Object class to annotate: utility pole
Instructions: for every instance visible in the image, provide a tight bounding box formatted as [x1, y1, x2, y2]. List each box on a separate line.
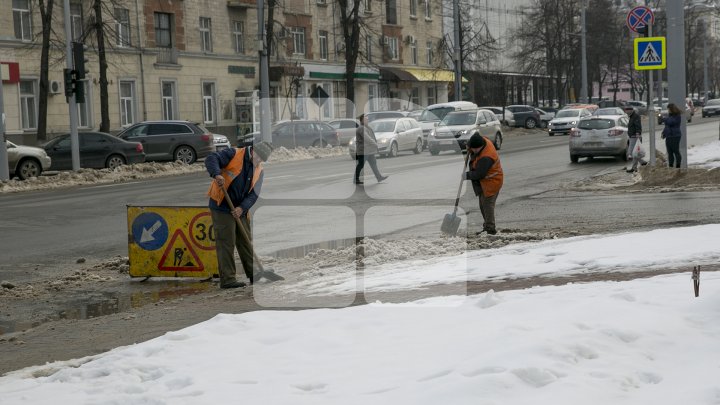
[0, 66, 8, 181]
[666, 1, 686, 169]
[580, 0, 588, 104]
[452, 0, 461, 101]
[702, 20, 709, 106]
[257, 0, 272, 143]
[63, 0, 81, 171]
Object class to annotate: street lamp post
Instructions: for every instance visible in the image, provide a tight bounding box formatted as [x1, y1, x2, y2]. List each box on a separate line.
[667, 1, 686, 169]
[702, 20, 709, 106]
[580, 0, 588, 104]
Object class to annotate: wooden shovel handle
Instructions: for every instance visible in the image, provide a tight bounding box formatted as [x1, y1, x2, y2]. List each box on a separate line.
[220, 186, 265, 271]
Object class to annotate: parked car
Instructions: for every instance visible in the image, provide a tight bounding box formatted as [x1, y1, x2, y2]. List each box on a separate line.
[657, 102, 692, 125]
[597, 100, 628, 109]
[626, 100, 648, 115]
[116, 120, 215, 164]
[418, 101, 478, 148]
[366, 111, 407, 122]
[348, 117, 423, 158]
[427, 109, 503, 155]
[5, 140, 52, 180]
[593, 107, 627, 117]
[407, 109, 424, 120]
[535, 108, 555, 128]
[569, 115, 630, 163]
[480, 106, 516, 127]
[328, 118, 360, 145]
[701, 99, 720, 117]
[548, 108, 592, 136]
[212, 134, 231, 151]
[42, 132, 145, 171]
[238, 120, 340, 148]
[506, 105, 542, 129]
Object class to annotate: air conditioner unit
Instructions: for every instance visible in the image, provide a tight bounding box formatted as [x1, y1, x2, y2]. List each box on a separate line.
[49, 80, 62, 95]
[405, 35, 415, 45]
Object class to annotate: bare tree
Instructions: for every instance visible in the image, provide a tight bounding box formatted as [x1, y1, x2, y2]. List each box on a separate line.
[36, 0, 56, 143]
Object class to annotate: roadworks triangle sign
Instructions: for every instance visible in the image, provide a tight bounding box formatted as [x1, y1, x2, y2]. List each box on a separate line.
[158, 229, 205, 272]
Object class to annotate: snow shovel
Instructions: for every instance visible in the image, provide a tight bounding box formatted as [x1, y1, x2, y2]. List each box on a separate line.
[441, 152, 470, 236]
[220, 187, 284, 282]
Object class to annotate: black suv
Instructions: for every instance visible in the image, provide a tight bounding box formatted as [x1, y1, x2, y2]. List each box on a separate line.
[506, 105, 542, 129]
[117, 121, 215, 164]
[237, 120, 340, 148]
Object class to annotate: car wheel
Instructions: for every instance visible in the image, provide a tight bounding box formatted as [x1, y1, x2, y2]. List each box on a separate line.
[389, 142, 399, 157]
[16, 158, 42, 180]
[493, 132, 503, 150]
[540, 120, 548, 129]
[570, 154, 579, 163]
[312, 139, 328, 148]
[174, 145, 197, 164]
[525, 118, 538, 129]
[106, 154, 126, 170]
[429, 148, 440, 156]
[549, 132, 555, 136]
[413, 138, 423, 154]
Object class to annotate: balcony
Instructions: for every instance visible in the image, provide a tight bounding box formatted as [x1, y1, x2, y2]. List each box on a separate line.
[227, 0, 256, 8]
[156, 47, 179, 65]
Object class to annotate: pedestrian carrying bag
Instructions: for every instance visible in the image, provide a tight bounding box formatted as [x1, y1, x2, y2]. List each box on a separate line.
[632, 138, 645, 159]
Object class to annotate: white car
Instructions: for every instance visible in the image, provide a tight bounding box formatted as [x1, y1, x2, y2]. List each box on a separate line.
[548, 108, 592, 136]
[349, 117, 424, 158]
[6, 140, 52, 180]
[535, 108, 555, 128]
[569, 115, 629, 163]
[212, 134, 231, 151]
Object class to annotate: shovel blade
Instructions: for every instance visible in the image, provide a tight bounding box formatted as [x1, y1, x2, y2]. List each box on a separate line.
[441, 213, 461, 236]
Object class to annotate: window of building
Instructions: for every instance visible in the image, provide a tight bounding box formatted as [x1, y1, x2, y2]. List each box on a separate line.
[425, 0, 431, 18]
[114, 8, 131, 47]
[386, 0, 397, 24]
[154, 12, 172, 48]
[13, 0, 32, 41]
[202, 81, 215, 124]
[161, 80, 176, 120]
[366, 35, 373, 63]
[368, 83, 379, 112]
[426, 40, 434, 65]
[77, 80, 91, 128]
[233, 21, 245, 54]
[410, 39, 418, 64]
[291, 27, 306, 55]
[200, 17, 212, 52]
[409, 0, 417, 17]
[19, 79, 37, 130]
[363, 0, 371, 13]
[388, 37, 399, 60]
[426, 86, 436, 105]
[410, 87, 420, 106]
[319, 30, 328, 60]
[119, 80, 136, 127]
[70, 2, 83, 41]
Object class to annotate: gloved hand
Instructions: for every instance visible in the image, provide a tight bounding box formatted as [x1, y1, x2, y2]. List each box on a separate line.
[462, 172, 468, 181]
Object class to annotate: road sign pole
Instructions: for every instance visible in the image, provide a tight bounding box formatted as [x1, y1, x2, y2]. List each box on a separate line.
[648, 25, 656, 166]
[667, 1, 686, 169]
[0, 66, 9, 181]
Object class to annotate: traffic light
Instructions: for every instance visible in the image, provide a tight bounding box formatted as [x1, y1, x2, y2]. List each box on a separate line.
[71, 42, 88, 103]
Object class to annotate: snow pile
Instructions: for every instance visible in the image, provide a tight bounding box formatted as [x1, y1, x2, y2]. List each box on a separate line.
[687, 139, 720, 168]
[267, 145, 348, 162]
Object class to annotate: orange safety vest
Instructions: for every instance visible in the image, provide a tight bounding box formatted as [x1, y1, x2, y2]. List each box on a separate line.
[207, 147, 263, 206]
[470, 137, 503, 197]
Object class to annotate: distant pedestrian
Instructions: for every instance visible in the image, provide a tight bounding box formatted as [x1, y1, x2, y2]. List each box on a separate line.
[354, 114, 388, 185]
[662, 103, 683, 168]
[464, 134, 504, 235]
[624, 106, 647, 173]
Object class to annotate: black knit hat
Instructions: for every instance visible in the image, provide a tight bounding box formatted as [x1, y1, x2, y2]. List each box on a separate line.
[253, 142, 273, 162]
[467, 133, 486, 149]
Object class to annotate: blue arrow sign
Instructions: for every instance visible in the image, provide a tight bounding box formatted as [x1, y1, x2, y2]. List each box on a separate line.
[131, 212, 169, 251]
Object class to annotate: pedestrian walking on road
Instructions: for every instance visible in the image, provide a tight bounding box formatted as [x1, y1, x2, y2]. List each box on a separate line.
[624, 106, 647, 173]
[354, 114, 388, 185]
[464, 133, 504, 235]
[205, 142, 273, 288]
[662, 103, 683, 168]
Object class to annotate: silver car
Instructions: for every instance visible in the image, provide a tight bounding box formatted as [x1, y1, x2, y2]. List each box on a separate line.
[428, 109, 503, 155]
[5, 140, 52, 180]
[548, 108, 592, 136]
[328, 118, 359, 146]
[569, 115, 629, 163]
[349, 117, 424, 158]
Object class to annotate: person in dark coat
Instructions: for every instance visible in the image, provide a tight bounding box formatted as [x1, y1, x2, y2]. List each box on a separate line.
[354, 114, 388, 185]
[662, 103, 683, 168]
[624, 106, 647, 173]
[205, 142, 273, 288]
[464, 134, 504, 235]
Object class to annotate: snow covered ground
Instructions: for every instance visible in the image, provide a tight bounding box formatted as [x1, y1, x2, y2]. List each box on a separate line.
[0, 225, 718, 404]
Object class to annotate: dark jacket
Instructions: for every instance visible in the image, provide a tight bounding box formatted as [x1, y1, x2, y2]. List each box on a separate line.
[627, 112, 642, 138]
[205, 147, 263, 214]
[663, 115, 682, 138]
[355, 125, 379, 155]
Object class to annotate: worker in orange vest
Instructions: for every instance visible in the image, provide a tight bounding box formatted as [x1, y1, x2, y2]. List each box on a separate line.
[205, 142, 273, 288]
[464, 133, 504, 235]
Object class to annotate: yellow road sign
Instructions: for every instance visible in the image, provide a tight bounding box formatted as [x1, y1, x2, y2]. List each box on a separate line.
[634, 37, 666, 70]
[127, 206, 219, 278]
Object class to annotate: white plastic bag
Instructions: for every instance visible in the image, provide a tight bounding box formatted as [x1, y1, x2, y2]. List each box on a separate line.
[632, 138, 645, 159]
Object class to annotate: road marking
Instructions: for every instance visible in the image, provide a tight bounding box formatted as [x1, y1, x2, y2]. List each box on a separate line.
[264, 175, 295, 180]
[89, 181, 143, 189]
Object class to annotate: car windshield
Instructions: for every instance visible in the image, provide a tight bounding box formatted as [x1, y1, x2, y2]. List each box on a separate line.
[596, 108, 619, 115]
[441, 112, 475, 126]
[420, 107, 453, 122]
[556, 110, 580, 118]
[329, 122, 341, 129]
[707, 99, 720, 106]
[370, 121, 397, 132]
[579, 119, 615, 130]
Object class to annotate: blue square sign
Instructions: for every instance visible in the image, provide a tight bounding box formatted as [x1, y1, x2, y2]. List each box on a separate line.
[634, 37, 666, 70]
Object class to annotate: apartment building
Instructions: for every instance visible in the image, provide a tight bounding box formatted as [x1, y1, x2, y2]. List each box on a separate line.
[2, 0, 450, 146]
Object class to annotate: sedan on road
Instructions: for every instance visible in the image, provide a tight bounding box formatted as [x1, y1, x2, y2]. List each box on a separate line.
[701, 99, 720, 118]
[428, 109, 503, 154]
[238, 120, 340, 148]
[569, 115, 629, 163]
[328, 118, 359, 146]
[5, 140, 52, 180]
[43, 132, 145, 170]
[548, 108, 592, 136]
[349, 117, 423, 158]
[117, 121, 215, 164]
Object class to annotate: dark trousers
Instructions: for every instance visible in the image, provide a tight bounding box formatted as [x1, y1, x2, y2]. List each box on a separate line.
[211, 209, 255, 284]
[355, 154, 383, 181]
[665, 137, 681, 168]
[479, 192, 499, 232]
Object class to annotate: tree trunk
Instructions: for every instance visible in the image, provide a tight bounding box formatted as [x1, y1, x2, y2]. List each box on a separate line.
[94, 0, 110, 132]
[37, 0, 54, 143]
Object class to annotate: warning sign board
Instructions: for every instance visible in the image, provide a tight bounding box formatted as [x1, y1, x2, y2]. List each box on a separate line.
[127, 206, 218, 278]
[634, 37, 666, 70]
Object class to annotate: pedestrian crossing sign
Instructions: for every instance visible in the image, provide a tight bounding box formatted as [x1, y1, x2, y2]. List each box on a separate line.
[634, 37, 666, 70]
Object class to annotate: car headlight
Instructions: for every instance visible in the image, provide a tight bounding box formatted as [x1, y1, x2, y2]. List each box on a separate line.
[349, 138, 355, 145]
[429, 130, 436, 138]
[379, 138, 389, 144]
[570, 121, 576, 125]
[548, 122, 554, 126]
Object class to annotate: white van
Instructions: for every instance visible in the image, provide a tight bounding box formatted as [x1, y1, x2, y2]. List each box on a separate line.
[418, 101, 478, 148]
